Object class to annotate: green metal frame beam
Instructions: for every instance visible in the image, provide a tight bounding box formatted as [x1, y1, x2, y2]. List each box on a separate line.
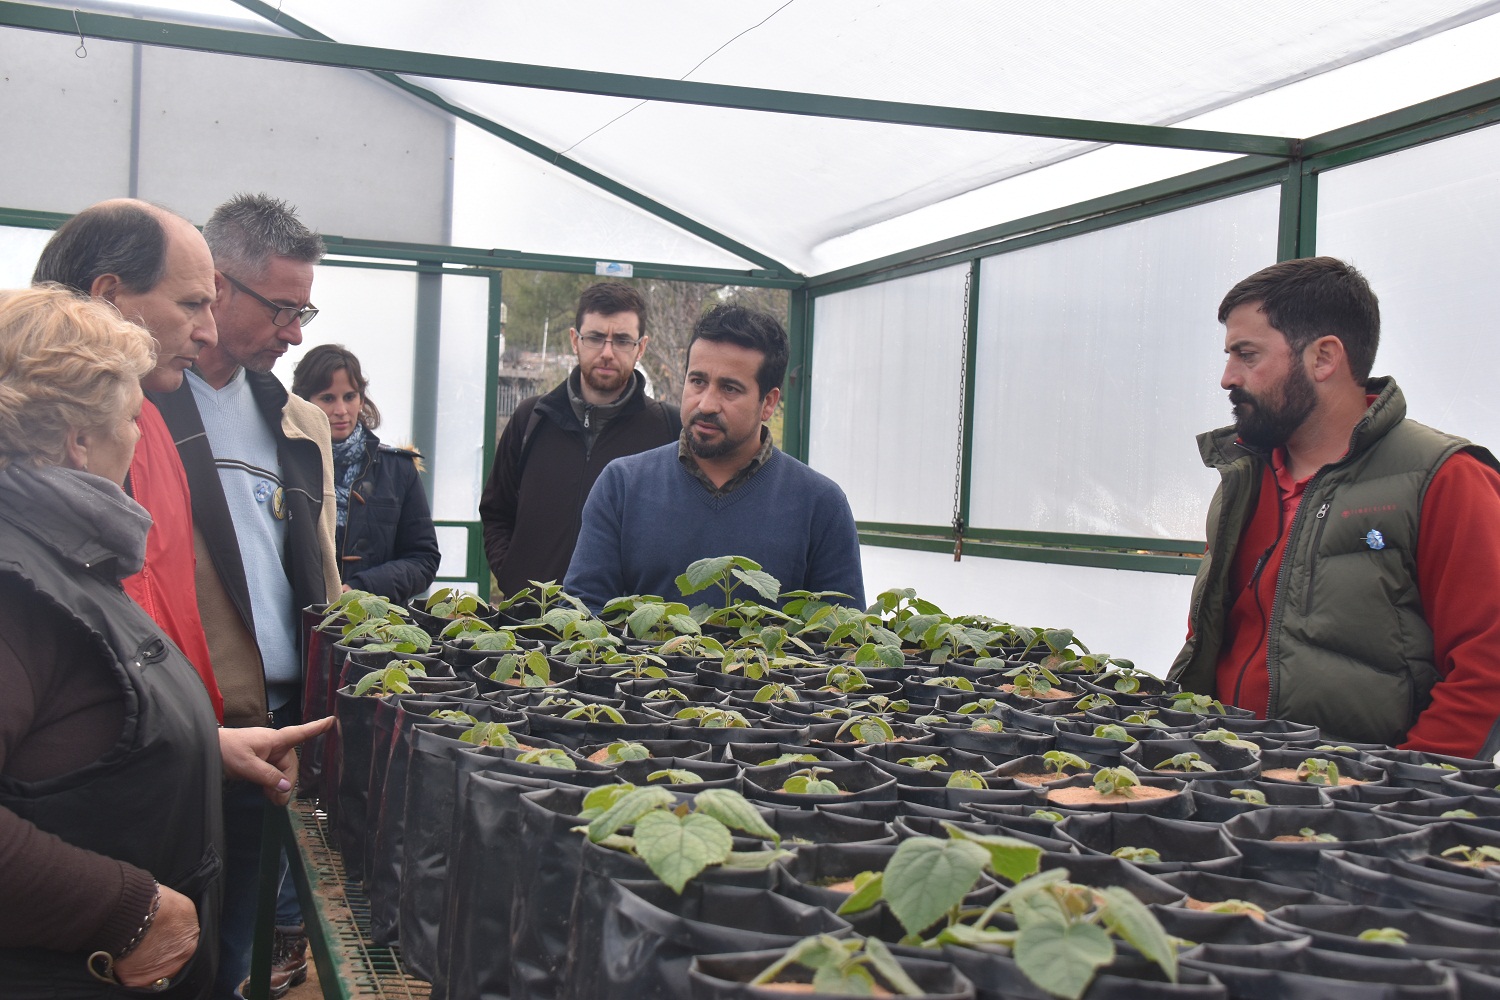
[0, 2, 1294, 158]
[858, 529, 1200, 575]
[1300, 74, 1500, 158]
[859, 521, 1205, 555]
[224, 0, 792, 277]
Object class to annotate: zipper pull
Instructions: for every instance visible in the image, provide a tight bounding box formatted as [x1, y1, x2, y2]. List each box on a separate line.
[583, 407, 591, 430]
[1315, 502, 1330, 519]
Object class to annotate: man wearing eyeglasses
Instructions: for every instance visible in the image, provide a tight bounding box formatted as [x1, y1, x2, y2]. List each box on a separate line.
[479, 281, 681, 597]
[149, 193, 338, 1000]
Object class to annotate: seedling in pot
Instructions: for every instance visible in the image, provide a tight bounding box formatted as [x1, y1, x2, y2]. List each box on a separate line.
[342, 618, 433, 654]
[600, 741, 651, 764]
[1042, 750, 1091, 776]
[782, 766, 842, 795]
[443, 619, 521, 648]
[549, 619, 624, 665]
[423, 587, 491, 620]
[1021, 626, 1092, 673]
[1314, 744, 1358, 753]
[673, 706, 751, 729]
[1074, 693, 1116, 711]
[1291, 827, 1338, 843]
[969, 717, 1004, 733]
[352, 661, 427, 696]
[603, 650, 669, 679]
[1091, 724, 1137, 744]
[1440, 809, 1480, 820]
[751, 934, 924, 997]
[648, 769, 703, 785]
[517, 748, 576, 770]
[955, 698, 1000, 715]
[1003, 663, 1062, 698]
[821, 664, 872, 694]
[1194, 898, 1266, 919]
[1122, 711, 1170, 730]
[1230, 788, 1268, 805]
[1295, 757, 1341, 787]
[919, 620, 994, 665]
[720, 646, 772, 680]
[676, 554, 782, 609]
[654, 632, 726, 659]
[460, 722, 520, 749]
[835, 714, 898, 745]
[562, 703, 627, 724]
[428, 709, 477, 725]
[1155, 752, 1215, 773]
[320, 590, 409, 630]
[1440, 844, 1500, 867]
[753, 681, 800, 703]
[848, 694, 909, 715]
[1421, 761, 1461, 771]
[923, 675, 975, 691]
[488, 649, 552, 687]
[898, 754, 948, 772]
[946, 770, 989, 790]
[1031, 810, 1066, 822]
[643, 687, 689, 703]
[851, 639, 906, 671]
[1092, 767, 1140, 798]
[1169, 692, 1228, 715]
[1358, 927, 1410, 944]
[603, 595, 699, 641]
[578, 782, 784, 893]
[1194, 727, 1258, 750]
[1111, 846, 1162, 864]
[758, 752, 821, 766]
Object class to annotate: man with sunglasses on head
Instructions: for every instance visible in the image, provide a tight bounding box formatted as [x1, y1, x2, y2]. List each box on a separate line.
[150, 193, 338, 999]
[480, 281, 680, 596]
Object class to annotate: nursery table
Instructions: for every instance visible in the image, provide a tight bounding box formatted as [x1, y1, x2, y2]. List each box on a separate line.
[246, 798, 431, 1000]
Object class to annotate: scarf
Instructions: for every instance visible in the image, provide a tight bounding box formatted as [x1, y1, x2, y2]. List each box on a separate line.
[331, 421, 368, 528]
[0, 461, 152, 576]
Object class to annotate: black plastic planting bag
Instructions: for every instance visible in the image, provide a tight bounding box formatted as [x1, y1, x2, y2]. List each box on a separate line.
[332, 684, 382, 873]
[741, 759, 898, 808]
[1179, 939, 1458, 1000]
[562, 878, 852, 1000]
[763, 805, 895, 846]
[894, 813, 1076, 854]
[896, 782, 1046, 813]
[298, 622, 343, 796]
[613, 755, 741, 791]
[1055, 812, 1243, 876]
[1033, 852, 1185, 906]
[1158, 869, 1338, 912]
[1222, 805, 1429, 889]
[526, 704, 672, 749]
[928, 719, 1056, 758]
[688, 948, 977, 1000]
[722, 742, 842, 766]
[939, 943, 1227, 1000]
[1122, 737, 1261, 782]
[1315, 849, 1500, 924]
[1265, 903, 1500, 965]
[1149, 905, 1311, 947]
[510, 786, 596, 1000]
[438, 769, 558, 1000]
[1184, 777, 1329, 822]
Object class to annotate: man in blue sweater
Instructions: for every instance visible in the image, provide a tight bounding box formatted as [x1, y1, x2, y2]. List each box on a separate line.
[565, 305, 865, 612]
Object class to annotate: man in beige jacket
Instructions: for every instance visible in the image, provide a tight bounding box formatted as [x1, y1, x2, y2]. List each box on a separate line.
[149, 192, 337, 999]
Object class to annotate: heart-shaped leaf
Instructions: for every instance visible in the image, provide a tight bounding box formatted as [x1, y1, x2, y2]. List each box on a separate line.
[633, 810, 732, 893]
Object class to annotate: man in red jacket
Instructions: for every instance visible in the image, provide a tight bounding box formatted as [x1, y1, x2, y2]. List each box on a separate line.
[33, 199, 224, 720]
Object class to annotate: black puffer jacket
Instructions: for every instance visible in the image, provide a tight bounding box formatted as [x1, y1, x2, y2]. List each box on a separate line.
[338, 430, 441, 606]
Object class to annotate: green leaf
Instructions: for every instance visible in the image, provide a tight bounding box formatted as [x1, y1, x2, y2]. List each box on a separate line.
[676, 556, 738, 595]
[942, 824, 1043, 885]
[720, 848, 794, 869]
[515, 748, 576, 770]
[1014, 918, 1114, 1000]
[633, 809, 733, 893]
[836, 871, 884, 915]
[580, 783, 638, 817]
[587, 785, 676, 842]
[882, 837, 989, 937]
[693, 788, 780, 845]
[627, 604, 667, 639]
[1099, 886, 1178, 984]
[732, 567, 783, 603]
[648, 769, 702, 785]
[1358, 927, 1410, 944]
[861, 937, 924, 997]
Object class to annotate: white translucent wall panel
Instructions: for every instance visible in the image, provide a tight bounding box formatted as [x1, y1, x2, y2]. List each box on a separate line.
[449, 121, 754, 269]
[0, 27, 135, 211]
[809, 265, 968, 525]
[861, 546, 1195, 678]
[971, 188, 1281, 540]
[281, 267, 418, 447]
[431, 273, 491, 522]
[0, 227, 56, 288]
[0, 26, 451, 244]
[1317, 124, 1500, 452]
[434, 526, 471, 579]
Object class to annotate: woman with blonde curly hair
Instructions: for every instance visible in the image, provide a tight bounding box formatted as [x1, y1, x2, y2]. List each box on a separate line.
[0, 285, 331, 998]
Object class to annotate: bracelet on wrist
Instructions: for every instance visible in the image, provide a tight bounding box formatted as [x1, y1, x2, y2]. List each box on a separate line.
[115, 881, 162, 961]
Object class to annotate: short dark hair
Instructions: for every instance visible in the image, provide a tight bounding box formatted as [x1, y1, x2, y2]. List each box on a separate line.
[574, 281, 647, 337]
[31, 202, 168, 295]
[687, 305, 790, 398]
[204, 193, 324, 280]
[291, 343, 381, 430]
[1219, 256, 1381, 382]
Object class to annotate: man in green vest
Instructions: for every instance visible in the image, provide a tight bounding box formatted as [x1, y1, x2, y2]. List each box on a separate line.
[1170, 256, 1500, 760]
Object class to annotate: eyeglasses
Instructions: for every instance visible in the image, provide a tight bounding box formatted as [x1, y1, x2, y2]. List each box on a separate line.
[222, 273, 319, 328]
[578, 333, 641, 352]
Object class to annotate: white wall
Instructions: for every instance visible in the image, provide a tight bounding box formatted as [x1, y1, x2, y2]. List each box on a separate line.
[859, 545, 1195, 678]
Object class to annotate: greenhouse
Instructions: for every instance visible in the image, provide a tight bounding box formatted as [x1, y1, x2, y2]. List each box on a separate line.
[4, 2, 1500, 999]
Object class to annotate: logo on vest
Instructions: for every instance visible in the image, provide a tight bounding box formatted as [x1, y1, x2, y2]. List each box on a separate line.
[1342, 503, 1398, 518]
[1365, 528, 1386, 550]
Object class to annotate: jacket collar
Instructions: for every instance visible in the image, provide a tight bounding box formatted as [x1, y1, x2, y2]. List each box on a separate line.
[0, 462, 151, 577]
[535, 365, 649, 428]
[1197, 375, 1405, 471]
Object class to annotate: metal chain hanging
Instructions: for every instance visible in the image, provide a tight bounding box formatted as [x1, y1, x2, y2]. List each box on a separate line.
[951, 267, 971, 561]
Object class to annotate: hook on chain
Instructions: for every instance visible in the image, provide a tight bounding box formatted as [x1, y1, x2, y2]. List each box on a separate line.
[72, 8, 87, 58]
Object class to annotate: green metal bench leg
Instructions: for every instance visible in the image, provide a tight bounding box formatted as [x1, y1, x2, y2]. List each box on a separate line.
[278, 804, 347, 1000]
[246, 804, 280, 1000]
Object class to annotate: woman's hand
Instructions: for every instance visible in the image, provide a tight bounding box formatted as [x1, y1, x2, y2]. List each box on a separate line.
[218, 718, 337, 805]
[112, 885, 198, 987]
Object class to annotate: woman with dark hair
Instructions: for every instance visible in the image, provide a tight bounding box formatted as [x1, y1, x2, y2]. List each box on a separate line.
[292, 344, 440, 606]
[0, 285, 332, 997]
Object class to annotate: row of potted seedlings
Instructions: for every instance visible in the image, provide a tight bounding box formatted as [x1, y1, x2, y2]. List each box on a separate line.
[299, 559, 1500, 999]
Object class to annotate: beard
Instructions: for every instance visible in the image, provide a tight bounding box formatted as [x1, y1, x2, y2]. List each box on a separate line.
[684, 411, 752, 460]
[1230, 362, 1317, 449]
[580, 358, 633, 399]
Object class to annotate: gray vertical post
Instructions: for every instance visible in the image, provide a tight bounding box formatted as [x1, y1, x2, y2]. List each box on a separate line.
[411, 272, 442, 498]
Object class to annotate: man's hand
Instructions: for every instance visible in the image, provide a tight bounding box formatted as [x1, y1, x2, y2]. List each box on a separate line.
[218, 718, 337, 805]
[113, 885, 198, 987]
